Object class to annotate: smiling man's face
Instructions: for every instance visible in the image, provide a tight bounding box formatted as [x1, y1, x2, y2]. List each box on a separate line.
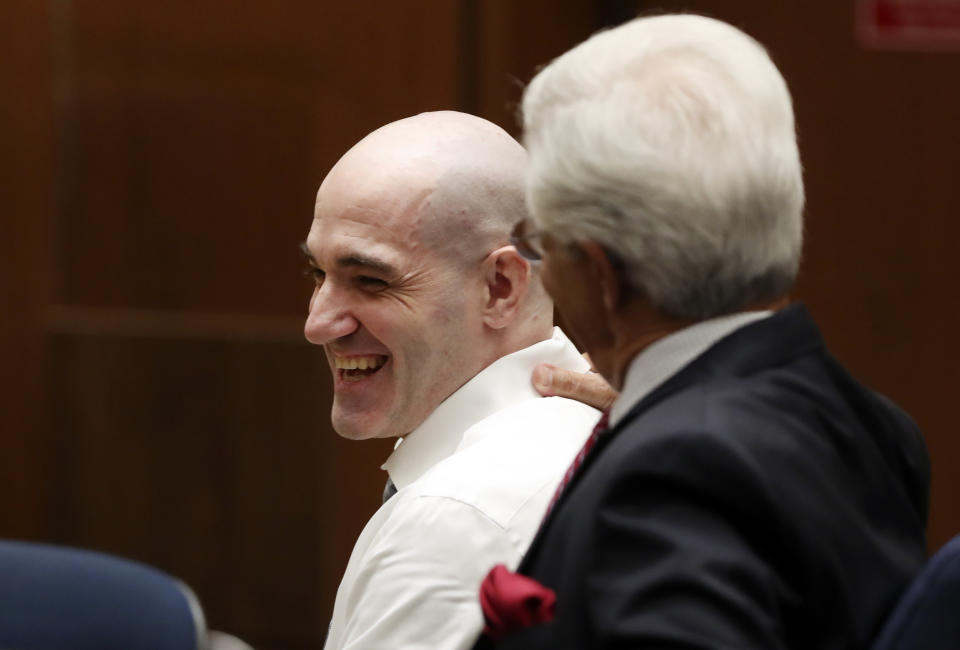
[303, 144, 489, 440]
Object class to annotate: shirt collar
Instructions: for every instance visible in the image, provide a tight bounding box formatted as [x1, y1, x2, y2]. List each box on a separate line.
[382, 327, 588, 490]
[609, 310, 773, 428]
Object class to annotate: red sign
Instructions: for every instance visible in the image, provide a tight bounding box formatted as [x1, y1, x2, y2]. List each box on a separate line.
[858, 0, 960, 49]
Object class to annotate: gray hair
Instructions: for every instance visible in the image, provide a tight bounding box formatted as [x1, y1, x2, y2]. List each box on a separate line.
[522, 14, 805, 319]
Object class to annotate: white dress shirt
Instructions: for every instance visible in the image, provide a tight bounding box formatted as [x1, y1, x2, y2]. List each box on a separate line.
[610, 310, 773, 427]
[324, 327, 600, 650]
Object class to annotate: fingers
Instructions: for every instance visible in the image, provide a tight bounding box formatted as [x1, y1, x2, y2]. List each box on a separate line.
[532, 363, 618, 411]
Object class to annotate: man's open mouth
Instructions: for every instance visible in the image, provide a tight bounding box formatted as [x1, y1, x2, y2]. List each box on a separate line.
[335, 355, 388, 382]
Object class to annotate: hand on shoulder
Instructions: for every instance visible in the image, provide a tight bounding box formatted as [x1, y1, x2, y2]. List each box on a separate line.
[531, 358, 618, 411]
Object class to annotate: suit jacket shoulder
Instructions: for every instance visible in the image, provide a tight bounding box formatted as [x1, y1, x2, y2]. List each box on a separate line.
[504, 305, 929, 650]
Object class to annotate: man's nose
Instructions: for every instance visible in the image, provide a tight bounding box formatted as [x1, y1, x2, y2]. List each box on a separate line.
[304, 285, 359, 345]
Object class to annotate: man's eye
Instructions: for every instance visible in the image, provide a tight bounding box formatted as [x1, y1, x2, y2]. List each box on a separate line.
[305, 267, 325, 283]
[357, 276, 388, 290]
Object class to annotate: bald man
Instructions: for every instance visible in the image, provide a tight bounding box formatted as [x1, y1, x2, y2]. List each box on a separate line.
[302, 111, 599, 649]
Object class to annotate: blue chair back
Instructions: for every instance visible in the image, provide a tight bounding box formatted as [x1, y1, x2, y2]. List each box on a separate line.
[0, 539, 204, 650]
[872, 534, 960, 649]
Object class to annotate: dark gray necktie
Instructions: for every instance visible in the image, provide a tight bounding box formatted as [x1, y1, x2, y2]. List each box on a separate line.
[382, 477, 398, 503]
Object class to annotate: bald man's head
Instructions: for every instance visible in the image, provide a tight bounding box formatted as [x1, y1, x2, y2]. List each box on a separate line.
[318, 111, 529, 264]
[304, 112, 553, 440]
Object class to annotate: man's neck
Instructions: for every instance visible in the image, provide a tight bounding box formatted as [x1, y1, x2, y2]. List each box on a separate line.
[609, 296, 790, 390]
[487, 313, 555, 368]
[609, 311, 694, 391]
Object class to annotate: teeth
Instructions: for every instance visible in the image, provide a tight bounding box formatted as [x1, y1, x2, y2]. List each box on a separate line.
[335, 355, 386, 371]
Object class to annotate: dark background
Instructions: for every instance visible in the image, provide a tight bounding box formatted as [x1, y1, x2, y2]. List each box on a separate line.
[2, 1, 957, 648]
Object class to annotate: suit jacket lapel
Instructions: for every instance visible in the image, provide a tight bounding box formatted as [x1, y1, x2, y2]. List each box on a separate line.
[519, 364, 698, 567]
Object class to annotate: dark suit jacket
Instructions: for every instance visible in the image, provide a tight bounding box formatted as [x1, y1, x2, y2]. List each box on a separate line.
[482, 304, 929, 650]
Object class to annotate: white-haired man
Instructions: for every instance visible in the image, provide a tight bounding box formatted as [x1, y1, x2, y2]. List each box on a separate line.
[477, 14, 929, 649]
[303, 111, 599, 649]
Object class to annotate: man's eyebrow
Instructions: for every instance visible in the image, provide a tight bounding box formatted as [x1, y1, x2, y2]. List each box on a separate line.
[299, 242, 396, 275]
[336, 255, 396, 276]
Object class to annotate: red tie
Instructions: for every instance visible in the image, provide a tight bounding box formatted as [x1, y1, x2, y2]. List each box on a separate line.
[544, 410, 610, 518]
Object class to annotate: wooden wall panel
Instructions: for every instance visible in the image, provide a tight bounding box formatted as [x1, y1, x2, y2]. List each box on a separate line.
[644, 0, 960, 550]
[55, 1, 462, 314]
[472, 0, 642, 132]
[0, 0, 53, 540]
[473, 1, 600, 131]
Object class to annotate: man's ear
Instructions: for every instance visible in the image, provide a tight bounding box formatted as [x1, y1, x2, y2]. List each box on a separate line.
[482, 245, 530, 330]
[579, 241, 622, 312]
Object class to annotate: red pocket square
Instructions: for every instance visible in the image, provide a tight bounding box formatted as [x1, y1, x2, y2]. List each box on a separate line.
[479, 564, 556, 640]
